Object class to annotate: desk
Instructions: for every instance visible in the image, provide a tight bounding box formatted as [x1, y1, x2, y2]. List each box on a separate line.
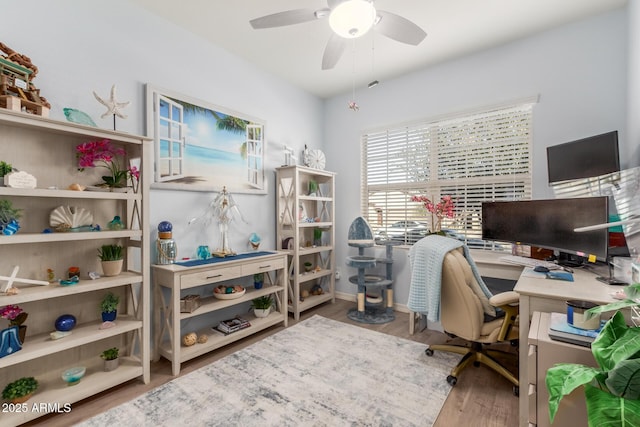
[515, 267, 619, 427]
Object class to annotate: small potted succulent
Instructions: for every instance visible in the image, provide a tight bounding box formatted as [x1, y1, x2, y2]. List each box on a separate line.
[100, 347, 120, 371]
[253, 273, 264, 289]
[0, 199, 21, 235]
[2, 376, 38, 404]
[251, 295, 274, 318]
[0, 161, 12, 185]
[98, 244, 124, 276]
[100, 292, 120, 322]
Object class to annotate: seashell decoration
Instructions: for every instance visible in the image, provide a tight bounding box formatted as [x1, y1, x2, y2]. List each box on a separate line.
[49, 206, 94, 231]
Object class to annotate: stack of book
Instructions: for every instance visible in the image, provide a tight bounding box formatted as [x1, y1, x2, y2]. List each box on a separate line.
[215, 317, 251, 335]
[548, 312, 604, 347]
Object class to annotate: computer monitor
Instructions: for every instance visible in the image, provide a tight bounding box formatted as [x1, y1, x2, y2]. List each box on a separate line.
[547, 131, 620, 184]
[481, 197, 609, 262]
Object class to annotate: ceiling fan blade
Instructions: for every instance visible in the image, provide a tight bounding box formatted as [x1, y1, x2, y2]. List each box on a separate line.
[250, 9, 319, 29]
[375, 10, 427, 45]
[322, 33, 347, 70]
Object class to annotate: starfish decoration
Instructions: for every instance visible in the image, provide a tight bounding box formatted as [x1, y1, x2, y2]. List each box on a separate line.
[93, 85, 130, 119]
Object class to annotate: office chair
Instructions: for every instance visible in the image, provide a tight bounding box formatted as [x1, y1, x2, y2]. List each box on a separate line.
[424, 246, 520, 395]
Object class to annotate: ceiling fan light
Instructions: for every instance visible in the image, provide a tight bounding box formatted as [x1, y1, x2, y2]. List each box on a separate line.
[329, 0, 377, 39]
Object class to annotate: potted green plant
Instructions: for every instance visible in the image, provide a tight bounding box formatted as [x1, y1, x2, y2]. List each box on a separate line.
[100, 292, 120, 322]
[546, 283, 640, 426]
[0, 199, 21, 235]
[2, 376, 38, 404]
[251, 295, 273, 318]
[0, 161, 12, 184]
[100, 347, 120, 371]
[98, 244, 124, 276]
[253, 273, 264, 289]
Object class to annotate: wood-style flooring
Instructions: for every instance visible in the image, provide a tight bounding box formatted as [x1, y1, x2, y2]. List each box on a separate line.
[27, 299, 518, 426]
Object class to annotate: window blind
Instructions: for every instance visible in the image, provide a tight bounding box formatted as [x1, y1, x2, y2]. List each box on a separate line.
[361, 103, 534, 246]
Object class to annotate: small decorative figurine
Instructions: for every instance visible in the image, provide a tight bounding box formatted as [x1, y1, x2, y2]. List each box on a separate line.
[182, 332, 197, 347]
[249, 233, 261, 250]
[156, 221, 177, 265]
[107, 215, 124, 230]
[93, 84, 130, 130]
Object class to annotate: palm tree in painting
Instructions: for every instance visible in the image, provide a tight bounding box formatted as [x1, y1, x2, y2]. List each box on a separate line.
[170, 97, 250, 158]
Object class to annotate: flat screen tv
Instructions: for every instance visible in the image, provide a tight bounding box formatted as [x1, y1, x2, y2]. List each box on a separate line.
[481, 197, 609, 262]
[547, 131, 620, 183]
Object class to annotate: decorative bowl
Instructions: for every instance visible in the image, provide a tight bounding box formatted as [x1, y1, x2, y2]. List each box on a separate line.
[62, 366, 86, 386]
[213, 285, 246, 300]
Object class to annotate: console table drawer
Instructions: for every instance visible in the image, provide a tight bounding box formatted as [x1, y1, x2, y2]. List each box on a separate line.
[241, 257, 285, 276]
[180, 266, 242, 288]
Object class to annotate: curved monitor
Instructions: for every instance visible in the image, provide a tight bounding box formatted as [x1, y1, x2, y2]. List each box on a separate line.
[481, 197, 609, 261]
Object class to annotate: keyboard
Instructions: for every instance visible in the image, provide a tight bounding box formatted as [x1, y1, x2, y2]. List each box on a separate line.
[499, 254, 559, 269]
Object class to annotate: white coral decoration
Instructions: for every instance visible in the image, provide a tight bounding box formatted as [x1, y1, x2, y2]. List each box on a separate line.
[49, 206, 94, 230]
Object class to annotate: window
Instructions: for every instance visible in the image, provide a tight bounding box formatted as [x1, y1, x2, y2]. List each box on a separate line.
[361, 102, 534, 246]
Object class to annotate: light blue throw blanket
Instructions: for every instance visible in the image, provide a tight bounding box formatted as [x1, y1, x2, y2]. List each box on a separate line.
[407, 234, 494, 322]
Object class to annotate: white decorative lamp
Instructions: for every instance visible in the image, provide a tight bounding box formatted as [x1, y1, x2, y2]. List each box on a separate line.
[329, 0, 377, 39]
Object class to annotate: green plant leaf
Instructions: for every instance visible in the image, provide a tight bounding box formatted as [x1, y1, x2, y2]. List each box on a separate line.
[585, 300, 640, 320]
[585, 383, 640, 426]
[592, 312, 640, 372]
[546, 363, 600, 422]
[606, 358, 640, 399]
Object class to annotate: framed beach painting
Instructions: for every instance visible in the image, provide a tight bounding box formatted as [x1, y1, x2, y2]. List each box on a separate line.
[145, 84, 266, 193]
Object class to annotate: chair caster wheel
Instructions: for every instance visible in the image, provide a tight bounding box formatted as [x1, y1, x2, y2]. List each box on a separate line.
[425, 348, 434, 357]
[513, 386, 519, 396]
[447, 375, 457, 386]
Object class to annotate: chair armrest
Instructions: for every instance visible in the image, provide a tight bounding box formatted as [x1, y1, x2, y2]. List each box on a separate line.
[489, 291, 519, 307]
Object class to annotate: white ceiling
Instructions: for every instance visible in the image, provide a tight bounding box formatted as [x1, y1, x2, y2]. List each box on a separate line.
[128, 0, 627, 99]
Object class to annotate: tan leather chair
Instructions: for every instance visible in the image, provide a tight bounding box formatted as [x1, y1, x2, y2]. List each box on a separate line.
[425, 247, 520, 395]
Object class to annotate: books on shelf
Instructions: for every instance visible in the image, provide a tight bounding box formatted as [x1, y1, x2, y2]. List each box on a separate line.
[215, 316, 251, 335]
[548, 312, 604, 347]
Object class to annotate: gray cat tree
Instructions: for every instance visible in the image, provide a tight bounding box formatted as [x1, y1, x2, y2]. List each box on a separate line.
[346, 217, 396, 324]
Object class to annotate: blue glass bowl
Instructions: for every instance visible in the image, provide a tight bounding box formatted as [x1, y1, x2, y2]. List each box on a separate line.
[62, 366, 86, 386]
[55, 314, 77, 332]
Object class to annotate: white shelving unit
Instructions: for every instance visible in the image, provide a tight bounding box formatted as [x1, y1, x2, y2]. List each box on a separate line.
[276, 165, 336, 320]
[0, 109, 151, 426]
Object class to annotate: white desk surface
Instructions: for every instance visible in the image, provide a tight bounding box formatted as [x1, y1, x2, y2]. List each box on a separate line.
[515, 266, 620, 305]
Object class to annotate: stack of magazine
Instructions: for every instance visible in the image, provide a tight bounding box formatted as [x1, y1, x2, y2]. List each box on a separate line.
[215, 317, 251, 335]
[548, 312, 604, 347]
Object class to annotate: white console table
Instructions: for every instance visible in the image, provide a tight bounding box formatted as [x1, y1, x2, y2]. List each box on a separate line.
[153, 251, 288, 375]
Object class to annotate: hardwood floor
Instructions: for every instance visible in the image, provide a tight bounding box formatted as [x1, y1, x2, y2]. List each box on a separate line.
[27, 299, 518, 426]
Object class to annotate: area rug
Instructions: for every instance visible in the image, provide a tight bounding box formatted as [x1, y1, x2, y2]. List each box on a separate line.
[76, 315, 460, 427]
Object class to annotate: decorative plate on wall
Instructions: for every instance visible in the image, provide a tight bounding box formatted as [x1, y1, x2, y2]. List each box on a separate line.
[307, 149, 326, 170]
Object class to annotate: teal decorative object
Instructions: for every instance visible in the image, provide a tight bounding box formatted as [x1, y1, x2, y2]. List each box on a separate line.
[63, 108, 97, 127]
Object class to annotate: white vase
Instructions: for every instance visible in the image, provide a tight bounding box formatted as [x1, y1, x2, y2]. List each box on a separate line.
[101, 259, 123, 277]
[103, 358, 119, 372]
[253, 308, 271, 318]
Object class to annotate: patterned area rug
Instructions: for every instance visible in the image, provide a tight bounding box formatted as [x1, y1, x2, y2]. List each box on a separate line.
[77, 315, 460, 427]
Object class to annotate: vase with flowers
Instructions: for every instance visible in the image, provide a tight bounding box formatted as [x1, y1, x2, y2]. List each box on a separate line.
[0, 304, 28, 343]
[76, 139, 140, 191]
[410, 194, 455, 234]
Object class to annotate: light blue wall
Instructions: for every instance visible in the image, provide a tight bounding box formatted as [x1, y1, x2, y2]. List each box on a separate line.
[324, 8, 630, 304]
[2, 0, 324, 258]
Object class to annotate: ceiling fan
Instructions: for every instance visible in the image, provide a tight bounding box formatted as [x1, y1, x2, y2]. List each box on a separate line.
[250, 0, 427, 70]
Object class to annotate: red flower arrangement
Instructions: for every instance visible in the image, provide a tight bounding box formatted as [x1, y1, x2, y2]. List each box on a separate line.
[410, 194, 455, 232]
[76, 139, 139, 189]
